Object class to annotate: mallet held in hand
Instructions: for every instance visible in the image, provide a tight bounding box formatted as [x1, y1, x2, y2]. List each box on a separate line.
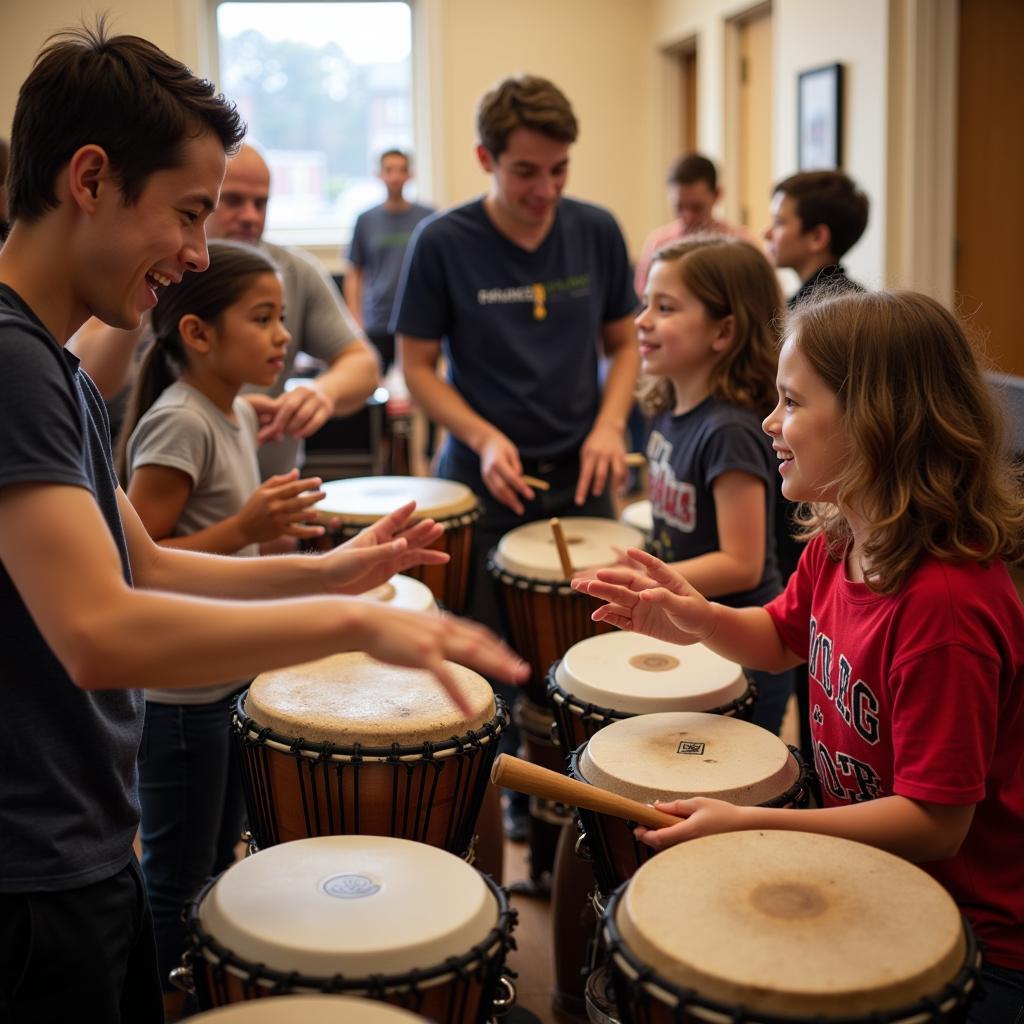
[490, 753, 682, 830]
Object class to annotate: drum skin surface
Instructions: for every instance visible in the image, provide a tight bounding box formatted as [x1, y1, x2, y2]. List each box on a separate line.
[246, 652, 494, 746]
[579, 711, 798, 806]
[188, 995, 427, 1021]
[357, 574, 437, 614]
[315, 476, 477, 524]
[615, 830, 969, 1018]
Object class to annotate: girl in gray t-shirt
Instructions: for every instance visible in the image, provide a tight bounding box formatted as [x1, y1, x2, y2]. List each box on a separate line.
[118, 241, 326, 1014]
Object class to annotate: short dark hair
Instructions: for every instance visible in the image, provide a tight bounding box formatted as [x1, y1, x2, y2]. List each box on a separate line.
[379, 149, 410, 168]
[476, 75, 578, 158]
[668, 153, 718, 191]
[8, 21, 245, 224]
[772, 171, 869, 260]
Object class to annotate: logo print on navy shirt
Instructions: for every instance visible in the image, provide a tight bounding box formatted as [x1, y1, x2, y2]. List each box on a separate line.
[647, 430, 696, 532]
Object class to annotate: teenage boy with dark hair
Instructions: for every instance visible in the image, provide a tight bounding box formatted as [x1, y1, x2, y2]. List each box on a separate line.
[764, 169, 869, 307]
[0, 26, 525, 1022]
[393, 74, 639, 843]
[634, 152, 750, 295]
[345, 149, 434, 371]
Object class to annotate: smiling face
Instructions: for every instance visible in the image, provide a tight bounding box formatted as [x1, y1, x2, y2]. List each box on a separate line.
[76, 131, 225, 330]
[762, 333, 847, 503]
[201, 271, 291, 390]
[478, 127, 569, 236]
[635, 258, 728, 394]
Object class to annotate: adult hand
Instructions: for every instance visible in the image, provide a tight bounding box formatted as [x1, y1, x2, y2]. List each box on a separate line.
[246, 382, 335, 445]
[574, 422, 627, 506]
[479, 432, 535, 515]
[235, 470, 326, 543]
[322, 501, 449, 595]
[571, 547, 719, 645]
[350, 602, 529, 716]
[634, 798, 752, 850]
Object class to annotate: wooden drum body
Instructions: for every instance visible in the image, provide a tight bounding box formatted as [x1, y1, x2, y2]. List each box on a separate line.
[548, 632, 756, 761]
[315, 476, 479, 613]
[182, 836, 517, 1023]
[234, 653, 508, 861]
[602, 831, 980, 1023]
[571, 712, 811, 897]
[486, 517, 644, 704]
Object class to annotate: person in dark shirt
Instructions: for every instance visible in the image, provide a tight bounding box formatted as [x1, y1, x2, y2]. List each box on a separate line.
[0, 25, 525, 1023]
[763, 170, 869, 307]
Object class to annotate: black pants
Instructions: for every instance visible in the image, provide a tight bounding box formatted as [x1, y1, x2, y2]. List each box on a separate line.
[0, 857, 164, 1024]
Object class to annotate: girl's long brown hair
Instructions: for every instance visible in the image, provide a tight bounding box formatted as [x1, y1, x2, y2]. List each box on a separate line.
[115, 240, 279, 480]
[637, 235, 783, 418]
[789, 289, 1024, 593]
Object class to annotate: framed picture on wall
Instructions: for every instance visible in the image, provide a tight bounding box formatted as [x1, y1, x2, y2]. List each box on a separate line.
[797, 63, 843, 170]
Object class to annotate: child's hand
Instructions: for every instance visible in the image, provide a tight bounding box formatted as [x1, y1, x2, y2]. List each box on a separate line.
[634, 797, 751, 850]
[236, 470, 326, 543]
[322, 501, 450, 594]
[572, 547, 718, 645]
[347, 603, 529, 715]
[570, 545, 634, 584]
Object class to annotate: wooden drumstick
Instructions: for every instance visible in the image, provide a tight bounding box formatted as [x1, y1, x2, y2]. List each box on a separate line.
[521, 474, 551, 491]
[490, 753, 682, 831]
[550, 517, 574, 579]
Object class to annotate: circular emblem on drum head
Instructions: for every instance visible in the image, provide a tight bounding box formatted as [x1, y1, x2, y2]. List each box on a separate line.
[320, 873, 382, 900]
[629, 653, 681, 672]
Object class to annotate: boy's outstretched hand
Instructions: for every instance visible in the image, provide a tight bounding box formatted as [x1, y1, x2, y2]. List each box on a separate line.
[322, 501, 450, 595]
[571, 547, 719, 646]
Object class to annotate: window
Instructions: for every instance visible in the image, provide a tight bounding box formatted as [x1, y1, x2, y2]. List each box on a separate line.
[215, 1, 414, 246]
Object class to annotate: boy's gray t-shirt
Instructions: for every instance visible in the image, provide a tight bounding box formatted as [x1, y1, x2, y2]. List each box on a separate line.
[348, 201, 434, 332]
[127, 381, 260, 704]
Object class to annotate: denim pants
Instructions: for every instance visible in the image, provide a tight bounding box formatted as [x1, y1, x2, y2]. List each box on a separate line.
[969, 961, 1024, 1023]
[138, 694, 247, 991]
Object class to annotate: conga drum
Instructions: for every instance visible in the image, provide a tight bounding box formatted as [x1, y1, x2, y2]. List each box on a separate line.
[355, 573, 438, 614]
[486, 516, 644, 703]
[314, 476, 479, 612]
[233, 653, 508, 878]
[187, 995, 427, 1021]
[571, 712, 810, 897]
[547, 633, 755, 1013]
[548, 632, 756, 761]
[601, 831, 980, 1023]
[179, 836, 517, 1023]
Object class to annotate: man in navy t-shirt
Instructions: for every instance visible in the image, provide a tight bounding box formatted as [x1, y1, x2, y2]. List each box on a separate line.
[393, 74, 640, 840]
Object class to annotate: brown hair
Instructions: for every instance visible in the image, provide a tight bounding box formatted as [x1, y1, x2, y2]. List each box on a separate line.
[637, 236, 782, 418]
[668, 153, 717, 190]
[116, 241, 279, 480]
[772, 171, 869, 261]
[788, 290, 1024, 593]
[476, 75, 578, 157]
[8, 20, 244, 223]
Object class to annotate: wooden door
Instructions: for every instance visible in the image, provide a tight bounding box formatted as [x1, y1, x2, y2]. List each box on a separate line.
[738, 7, 773, 234]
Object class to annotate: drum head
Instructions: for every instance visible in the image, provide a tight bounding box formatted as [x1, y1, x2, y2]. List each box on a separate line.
[555, 633, 747, 714]
[199, 836, 497, 978]
[315, 477, 477, 524]
[619, 499, 652, 534]
[189, 996, 427, 1021]
[579, 712, 797, 805]
[246, 652, 495, 745]
[357, 574, 437, 614]
[492, 517, 644, 582]
[616, 830, 967, 1016]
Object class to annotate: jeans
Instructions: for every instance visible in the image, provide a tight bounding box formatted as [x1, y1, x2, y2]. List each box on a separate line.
[746, 666, 796, 737]
[0, 857, 162, 1023]
[138, 694, 247, 992]
[969, 961, 1024, 1023]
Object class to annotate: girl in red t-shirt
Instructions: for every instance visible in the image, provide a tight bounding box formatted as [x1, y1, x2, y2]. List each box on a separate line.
[575, 289, 1024, 1019]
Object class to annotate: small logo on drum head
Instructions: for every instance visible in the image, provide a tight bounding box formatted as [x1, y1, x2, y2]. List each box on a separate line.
[320, 874, 382, 900]
[629, 653, 680, 672]
[677, 741, 706, 755]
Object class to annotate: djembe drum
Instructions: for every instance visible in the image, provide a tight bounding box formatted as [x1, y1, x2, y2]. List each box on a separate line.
[600, 830, 980, 1022]
[233, 653, 508, 879]
[177, 836, 518, 1023]
[355, 573, 437, 614]
[188, 996, 428, 1021]
[314, 476, 479, 612]
[571, 712, 811, 897]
